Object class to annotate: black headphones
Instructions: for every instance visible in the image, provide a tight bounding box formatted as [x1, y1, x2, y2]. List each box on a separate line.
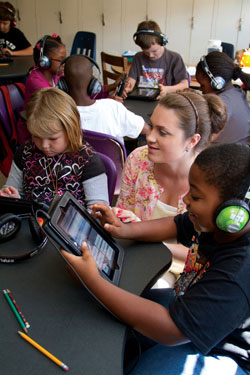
[0, 213, 47, 263]
[0, 3, 16, 27]
[215, 183, 250, 233]
[200, 55, 226, 91]
[38, 35, 52, 69]
[133, 30, 168, 46]
[56, 55, 102, 96]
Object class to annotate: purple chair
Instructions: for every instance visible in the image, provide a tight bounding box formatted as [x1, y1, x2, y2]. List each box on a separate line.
[98, 152, 117, 205]
[82, 129, 127, 195]
[0, 83, 25, 176]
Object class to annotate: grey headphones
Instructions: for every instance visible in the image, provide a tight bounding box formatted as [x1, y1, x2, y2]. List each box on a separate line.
[38, 35, 51, 69]
[133, 30, 168, 46]
[200, 55, 226, 91]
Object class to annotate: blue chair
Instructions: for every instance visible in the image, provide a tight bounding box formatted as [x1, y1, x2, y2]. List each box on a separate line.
[221, 42, 234, 59]
[70, 31, 96, 60]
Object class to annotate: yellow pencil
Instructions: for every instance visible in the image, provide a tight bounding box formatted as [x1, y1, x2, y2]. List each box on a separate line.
[17, 331, 69, 371]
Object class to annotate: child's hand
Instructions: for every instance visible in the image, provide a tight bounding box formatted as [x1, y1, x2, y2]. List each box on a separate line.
[112, 207, 141, 223]
[90, 202, 129, 238]
[122, 77, 136, 99]
[61, 242, 99, 284]
[1, 48, 12, 56]
[157, 84, 168, 99]
[0, 186, 20, 198]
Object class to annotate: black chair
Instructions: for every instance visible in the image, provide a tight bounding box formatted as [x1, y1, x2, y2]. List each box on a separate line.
[70, 31, 96, 60]
[221, 42, 234, 59]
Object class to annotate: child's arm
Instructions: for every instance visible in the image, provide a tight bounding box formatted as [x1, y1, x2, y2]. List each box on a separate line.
[157, 79, 189, 98]
[122, 77, 136, 99]
[62, 242, 188, 346]
[0, 160, 23, 198]
[2, 45, 33, 56]
[90, 202, 178, 242]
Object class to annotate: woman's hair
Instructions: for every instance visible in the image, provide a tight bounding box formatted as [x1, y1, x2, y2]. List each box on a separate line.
[33, 34, 64, 66]
[194, 143, 250, 202]
[196, 51, 250, 90]
[26, 87, 82, 152]
[0, 1, 15, 23]
[158, 90, 227, 151]
[134, 20, 163, 49]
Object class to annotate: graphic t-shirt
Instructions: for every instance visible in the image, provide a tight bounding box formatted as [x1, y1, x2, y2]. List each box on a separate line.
[129, 48, 187, 88]
[0, 27, 31, 51]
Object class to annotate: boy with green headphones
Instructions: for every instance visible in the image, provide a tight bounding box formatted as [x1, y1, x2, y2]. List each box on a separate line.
[63, 143, 250, 375]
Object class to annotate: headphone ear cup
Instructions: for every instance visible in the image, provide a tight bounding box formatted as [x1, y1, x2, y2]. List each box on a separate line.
[210, 76, 226, 91]
[0, 213, 21, 242]
[215, 199, 250, 233]
[87, 78, 102, 96]
[56, 76, 69, 93]
[28, 216, 44, 245]
[39, 55, 51, 69]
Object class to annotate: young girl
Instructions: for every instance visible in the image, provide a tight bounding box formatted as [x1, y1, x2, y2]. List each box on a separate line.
[63, 143, 250, 375]
[0, 87, 109, 207]
[195, 51, 250, 145]
[0, 1, 33, 55]
[17, 34, 66, 143]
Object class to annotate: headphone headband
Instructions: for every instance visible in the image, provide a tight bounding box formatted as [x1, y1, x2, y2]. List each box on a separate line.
[0, 3, 14, 15]
[200, 55, 226, 91]
[56, 54, 100, 76]
[133, 29, 168, 46]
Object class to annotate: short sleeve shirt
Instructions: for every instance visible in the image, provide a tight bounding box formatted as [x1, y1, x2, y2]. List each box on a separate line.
[0, 27, 31, 51]
[129, 48, 188, 88]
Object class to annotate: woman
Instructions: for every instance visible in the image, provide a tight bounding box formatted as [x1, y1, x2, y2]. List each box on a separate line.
[114, 91, 227, 283]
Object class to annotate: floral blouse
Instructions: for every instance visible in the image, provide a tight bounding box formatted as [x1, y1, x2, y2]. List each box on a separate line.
[116, 146, 186, 221]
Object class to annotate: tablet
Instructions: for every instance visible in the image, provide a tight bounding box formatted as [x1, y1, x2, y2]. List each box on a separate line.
[127, 87, 160, 101]
[42, 192, 124, 285]
[0, 56, 13, 63]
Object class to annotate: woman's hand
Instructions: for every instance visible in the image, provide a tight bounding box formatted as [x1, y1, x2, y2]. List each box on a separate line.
[112, 207, 141, 223]
[90, 202, 130, 238]
[0, 186, 20, 198]
[61, 242, 99, 284]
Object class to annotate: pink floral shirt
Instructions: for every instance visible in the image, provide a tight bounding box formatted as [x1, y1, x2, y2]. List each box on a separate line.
[116, 146, 186, 221]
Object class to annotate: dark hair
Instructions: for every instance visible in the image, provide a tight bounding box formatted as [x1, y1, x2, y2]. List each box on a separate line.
[196, 51, 250, 90]
[158, 90, 227, 151]
[0, 1, 15, 23]
[33, 35, 64, 66]
[194, 143, 250, 202]
[134, 20, 163, 49]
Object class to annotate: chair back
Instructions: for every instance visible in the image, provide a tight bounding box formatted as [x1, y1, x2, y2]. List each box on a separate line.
[221, 42, 234, 59]
[0, 83, 25, 176]
[82, 129, 127, 196]
[98, 152, 117, 205]
[101, 52, 128, 93]
[70, 31, 96, 60]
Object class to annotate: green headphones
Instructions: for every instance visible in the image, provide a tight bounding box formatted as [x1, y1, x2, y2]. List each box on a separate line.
[215, 187, 250, 233]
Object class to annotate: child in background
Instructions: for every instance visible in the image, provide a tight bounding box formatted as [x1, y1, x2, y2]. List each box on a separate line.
[0, 87, 109, 207]
[63, 143, 250, 375]
[0, 1, 32, 55]
[17, 34, 66, 143]
[62, 54, 149, 145]
[195, 51, 250, 145]
[122, 20, 188, 99]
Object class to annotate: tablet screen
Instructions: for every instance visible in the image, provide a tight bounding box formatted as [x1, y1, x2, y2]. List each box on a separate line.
[58, 201, 117, 278]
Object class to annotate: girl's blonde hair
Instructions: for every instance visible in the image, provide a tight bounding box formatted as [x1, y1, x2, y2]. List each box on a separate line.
[26, 87, 82, 152]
